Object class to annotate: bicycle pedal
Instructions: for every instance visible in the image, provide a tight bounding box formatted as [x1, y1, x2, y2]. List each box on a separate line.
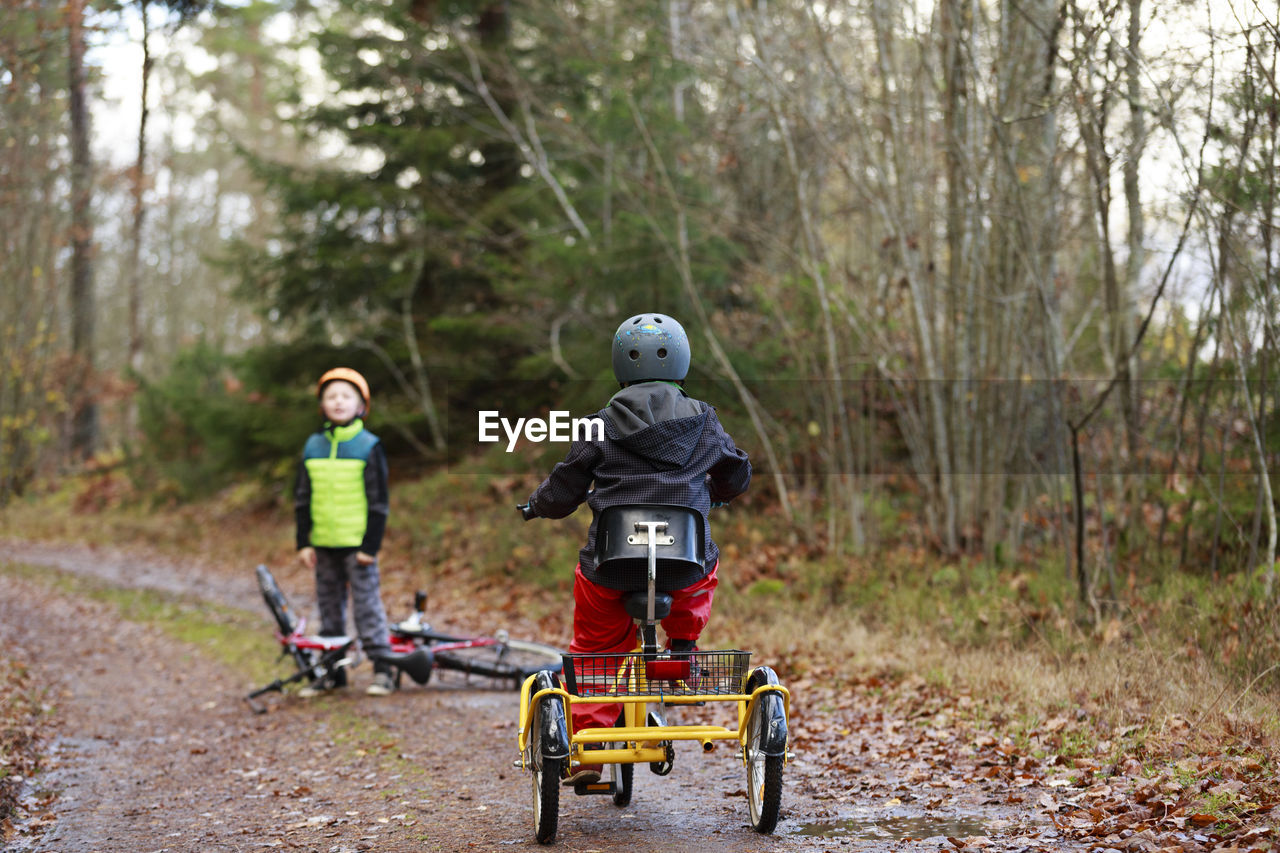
[573, 780, 615, 796]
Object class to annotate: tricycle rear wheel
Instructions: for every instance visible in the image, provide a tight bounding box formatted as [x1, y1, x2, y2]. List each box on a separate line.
[610, 716, 633, 806]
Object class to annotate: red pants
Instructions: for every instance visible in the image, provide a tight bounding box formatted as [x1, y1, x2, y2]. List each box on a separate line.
[567, 562, 718, 733]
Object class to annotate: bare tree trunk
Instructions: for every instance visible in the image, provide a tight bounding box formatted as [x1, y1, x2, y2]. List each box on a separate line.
[401, 285, 447, 453]
[940, 0, 972, 550]
[1265, 41, 1279, 595]
[1219, 272, 1277, 591]
[747, 10, 860, 548]
[1159, 287, 1214, 561]
[869, 0, 957, 553]
[68, 0, 97, 460]
[1180, 331, 1221, 571]
[1121, 0, 1146, 546]
[126, 0, 153, 437]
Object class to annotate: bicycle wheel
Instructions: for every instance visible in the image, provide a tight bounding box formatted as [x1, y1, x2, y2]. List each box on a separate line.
[743, 671, 786, 833]
[434, 639, 564, 684]
[610, 715, 633, 807]
[529, 680, 564, 846]
[532, 752, 561, 844]
[256, 565, 298, 636]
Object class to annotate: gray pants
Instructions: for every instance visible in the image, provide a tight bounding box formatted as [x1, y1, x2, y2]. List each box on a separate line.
[314, 548, 392, 666]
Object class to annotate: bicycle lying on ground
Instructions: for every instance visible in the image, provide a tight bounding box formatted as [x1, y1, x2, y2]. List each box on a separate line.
[245, 564, 563, 712]
[387, 590, 563, 686]
[514, 504, 792, 844]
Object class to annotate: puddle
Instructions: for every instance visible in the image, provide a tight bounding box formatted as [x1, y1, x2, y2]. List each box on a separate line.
[793, 814, 1008, 840]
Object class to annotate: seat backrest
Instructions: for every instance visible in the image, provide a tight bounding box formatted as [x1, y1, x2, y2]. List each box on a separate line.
[594, 504, 705, 588]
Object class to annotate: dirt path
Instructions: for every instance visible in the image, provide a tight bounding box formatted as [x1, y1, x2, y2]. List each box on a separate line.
[0, 541, 1085, 852]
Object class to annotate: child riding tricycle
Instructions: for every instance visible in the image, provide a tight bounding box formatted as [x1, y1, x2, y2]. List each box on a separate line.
[513, 314, 792, 843]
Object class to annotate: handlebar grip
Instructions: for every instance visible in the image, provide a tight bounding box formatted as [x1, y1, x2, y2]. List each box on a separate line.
[517, 502, 536, 521]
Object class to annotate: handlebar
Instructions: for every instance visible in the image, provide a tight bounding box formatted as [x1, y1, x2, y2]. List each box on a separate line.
[517, 494, 721, 514]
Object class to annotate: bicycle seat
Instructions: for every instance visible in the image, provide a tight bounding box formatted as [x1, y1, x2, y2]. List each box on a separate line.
[624, 591, 672, 622]
[594, 504, 705, 591]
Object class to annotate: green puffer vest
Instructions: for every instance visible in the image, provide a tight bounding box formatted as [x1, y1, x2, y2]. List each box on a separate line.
[303, 419, 379, 548]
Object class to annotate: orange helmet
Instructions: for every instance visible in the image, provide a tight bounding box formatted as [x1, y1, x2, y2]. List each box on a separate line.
[316, 367, 371, 415]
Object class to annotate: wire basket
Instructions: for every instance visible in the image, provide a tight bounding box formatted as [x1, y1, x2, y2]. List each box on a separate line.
[561, 649, 751, 698]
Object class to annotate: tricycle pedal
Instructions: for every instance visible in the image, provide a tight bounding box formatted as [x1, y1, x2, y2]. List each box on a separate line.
[573, 779, 617, 797]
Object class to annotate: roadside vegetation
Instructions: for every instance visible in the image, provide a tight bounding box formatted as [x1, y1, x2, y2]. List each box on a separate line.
[4, 446, 1278, 847]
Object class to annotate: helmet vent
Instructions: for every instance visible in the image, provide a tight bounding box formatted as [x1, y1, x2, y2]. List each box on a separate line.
[657, 348, 668, 358]
[654, 316, 663, 323]
[629, 349, 640, 360]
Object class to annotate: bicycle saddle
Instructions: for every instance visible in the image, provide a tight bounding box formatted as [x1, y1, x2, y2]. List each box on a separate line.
[368, 648, 434, 686]
[624, 591, 672, 621]
[594, 504, 705, 592]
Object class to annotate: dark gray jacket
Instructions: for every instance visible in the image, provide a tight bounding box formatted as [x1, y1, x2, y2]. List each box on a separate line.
[528, 382, 751, 590]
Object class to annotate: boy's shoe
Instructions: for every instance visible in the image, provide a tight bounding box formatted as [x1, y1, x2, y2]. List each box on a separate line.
[562, 762, 602, 787]
[366, 670, 396, 696]
[563, 744, 603, 786]
[298, 680, 328, 698]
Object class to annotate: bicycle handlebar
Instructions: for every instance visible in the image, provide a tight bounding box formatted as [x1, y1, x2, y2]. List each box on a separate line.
[518, 497, 725, 520]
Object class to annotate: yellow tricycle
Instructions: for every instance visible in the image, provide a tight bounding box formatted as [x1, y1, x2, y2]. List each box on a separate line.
[515, 504, 791, 844]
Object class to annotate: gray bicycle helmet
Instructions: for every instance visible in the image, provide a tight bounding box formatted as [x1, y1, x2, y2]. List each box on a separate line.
[611, 313, 691, 386]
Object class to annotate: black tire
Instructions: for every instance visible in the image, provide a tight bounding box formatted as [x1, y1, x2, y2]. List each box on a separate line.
[533, 754, 561, 844]
[256, 565, 298, 636]
[610, 760, 633, 806]
[434, 639, 564, 684]
[744, 699, 784, 834]
[610, 716, 633, 807]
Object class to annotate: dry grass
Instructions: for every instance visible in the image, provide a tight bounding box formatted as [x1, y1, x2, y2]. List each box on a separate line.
[712, 579, 1280, 773]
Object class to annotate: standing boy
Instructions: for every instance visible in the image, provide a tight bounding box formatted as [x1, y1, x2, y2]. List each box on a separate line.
[523, 313, 751, 785]
[294, 367, 396, 696]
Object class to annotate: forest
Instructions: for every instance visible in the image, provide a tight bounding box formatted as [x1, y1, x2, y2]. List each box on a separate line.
[3, 0, 1280, 848]
[4, 0, 1280, 678]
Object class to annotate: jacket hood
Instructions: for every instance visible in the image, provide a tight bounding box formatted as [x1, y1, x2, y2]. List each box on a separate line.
[603, 382, 708, 470]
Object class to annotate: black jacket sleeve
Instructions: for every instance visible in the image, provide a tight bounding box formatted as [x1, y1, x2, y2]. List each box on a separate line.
[359, 443, 390, 555]
[706, 412, 751, 503]
[528, 440, 600, 518]
[294, 459, 312, 550]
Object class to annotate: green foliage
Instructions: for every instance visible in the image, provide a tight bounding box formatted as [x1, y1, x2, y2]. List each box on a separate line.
[206, 0, 786, 496]
[133, 344, 316, 499]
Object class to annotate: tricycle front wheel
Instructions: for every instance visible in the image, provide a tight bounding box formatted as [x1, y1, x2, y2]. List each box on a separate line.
[532, 754, 561, 844]
[743, 668, 787, 833]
